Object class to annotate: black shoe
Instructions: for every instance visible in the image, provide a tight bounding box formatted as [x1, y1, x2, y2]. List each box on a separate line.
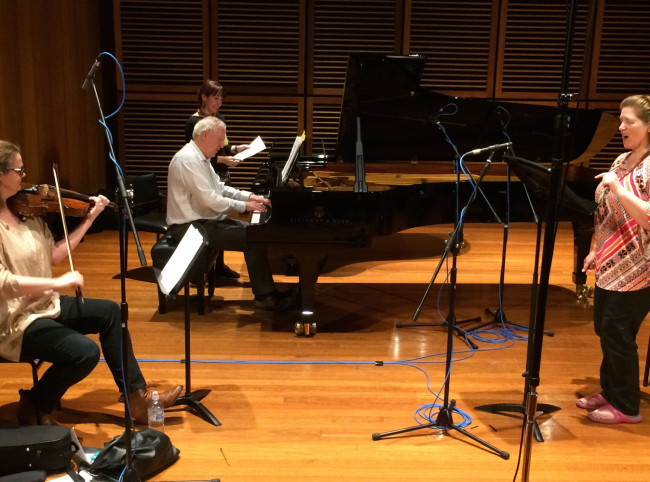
[254, 289, 298, 311]
[16, 389, 60, 426]
[216, 264, 240, 279]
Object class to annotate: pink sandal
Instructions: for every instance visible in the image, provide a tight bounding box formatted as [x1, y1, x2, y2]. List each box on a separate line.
[576, 392, 607, 410]
[587, 403, 642, 424]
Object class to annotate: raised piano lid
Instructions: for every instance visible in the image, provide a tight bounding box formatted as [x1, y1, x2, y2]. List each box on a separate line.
[335, 52, 617, 167]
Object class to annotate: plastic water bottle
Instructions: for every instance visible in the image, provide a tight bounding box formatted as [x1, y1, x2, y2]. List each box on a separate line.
[147, 391, 164, 431]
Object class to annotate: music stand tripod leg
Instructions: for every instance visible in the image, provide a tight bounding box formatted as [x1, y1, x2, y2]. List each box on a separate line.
[474, 323, 560, 442]
[170, 280, 221, 427]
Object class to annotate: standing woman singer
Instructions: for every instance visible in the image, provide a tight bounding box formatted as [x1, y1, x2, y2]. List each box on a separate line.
[580, 95, 650, 424]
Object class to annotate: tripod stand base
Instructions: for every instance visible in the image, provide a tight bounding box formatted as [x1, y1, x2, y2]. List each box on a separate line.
[172, 389, 221, 426]
[396, 317, 481, 350]
[121, 467, 142, 482]
[476, 308, 555, 337]
[372, 401, 509, 460]
[474, 402, 560, 442]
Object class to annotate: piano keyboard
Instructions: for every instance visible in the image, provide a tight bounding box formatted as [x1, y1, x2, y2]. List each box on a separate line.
[250, 209, 271, 224]
[250, 195, 271, 224]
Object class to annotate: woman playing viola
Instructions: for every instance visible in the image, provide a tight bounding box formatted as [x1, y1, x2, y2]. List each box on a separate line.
[0, 140, 182, 425]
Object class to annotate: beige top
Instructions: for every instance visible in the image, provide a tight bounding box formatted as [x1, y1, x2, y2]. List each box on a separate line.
[0, 216, 60, 361]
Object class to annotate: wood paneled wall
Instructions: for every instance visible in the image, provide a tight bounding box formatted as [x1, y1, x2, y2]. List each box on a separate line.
[112, 0, 650, 191]
[0, 0, 110, 194]
[3, 1, 649, 193]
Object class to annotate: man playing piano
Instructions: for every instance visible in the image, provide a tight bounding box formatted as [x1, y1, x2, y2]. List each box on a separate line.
[166, 116, 297, 311]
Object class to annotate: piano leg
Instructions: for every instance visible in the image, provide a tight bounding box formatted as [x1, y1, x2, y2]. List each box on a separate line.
[571, 219, 594, 302]
[293, 251, 328, 336]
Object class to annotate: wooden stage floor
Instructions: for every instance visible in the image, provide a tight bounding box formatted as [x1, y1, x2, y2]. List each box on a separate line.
[1, 222, 648, 481]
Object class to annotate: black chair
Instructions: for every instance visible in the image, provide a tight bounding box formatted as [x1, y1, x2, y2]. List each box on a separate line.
[124, 173, 168, 239]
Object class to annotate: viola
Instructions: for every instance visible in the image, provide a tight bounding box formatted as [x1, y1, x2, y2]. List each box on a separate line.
[7, 183, 116, 218]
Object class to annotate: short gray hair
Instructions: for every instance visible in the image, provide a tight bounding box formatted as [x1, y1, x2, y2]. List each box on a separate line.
[192, 116, 225, 140]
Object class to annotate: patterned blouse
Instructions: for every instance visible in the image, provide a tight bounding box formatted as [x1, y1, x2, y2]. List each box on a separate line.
[593, 153, 650, 291]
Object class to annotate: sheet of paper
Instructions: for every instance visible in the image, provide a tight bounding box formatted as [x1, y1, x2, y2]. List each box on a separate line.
[234, 136, 266, 160]
[281, 132, 305, 184]
[157, 224, 205, 295]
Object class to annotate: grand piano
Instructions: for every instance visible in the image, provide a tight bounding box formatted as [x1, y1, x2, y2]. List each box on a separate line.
[248, 53, 616, 335]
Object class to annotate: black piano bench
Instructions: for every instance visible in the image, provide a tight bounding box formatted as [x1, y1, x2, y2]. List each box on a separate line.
[150, 233, 218, 315]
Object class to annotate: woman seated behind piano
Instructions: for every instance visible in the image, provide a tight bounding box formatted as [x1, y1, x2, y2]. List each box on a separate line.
[185, 79, 250, 280]
[0, 140, 182, 425]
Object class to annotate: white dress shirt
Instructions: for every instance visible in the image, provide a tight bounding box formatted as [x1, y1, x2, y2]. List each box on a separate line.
[166, 141, 252, 225]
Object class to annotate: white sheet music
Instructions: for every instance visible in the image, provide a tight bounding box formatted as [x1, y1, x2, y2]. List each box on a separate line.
[281, 133, 305, 184]
[157, 224, 205, 295]
[234, 136, 266, 160]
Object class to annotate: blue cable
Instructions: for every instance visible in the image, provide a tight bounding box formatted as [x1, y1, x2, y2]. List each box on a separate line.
[96, 51, 126, 119]
[98, 329, 520, 435]
[92, 51, 125, 177]
[86, 52, 135, 478]
[434, 103, 460, 159]
[456, 132, 533, 344]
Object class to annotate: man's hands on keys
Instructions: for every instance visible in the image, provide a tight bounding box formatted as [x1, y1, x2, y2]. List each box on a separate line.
[245, 194, 271, 212]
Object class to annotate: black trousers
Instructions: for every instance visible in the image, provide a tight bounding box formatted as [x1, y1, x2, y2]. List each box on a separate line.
[170, 218, 275, 296]
[20, 296, 146, 413]
[593, 285, 650, 415]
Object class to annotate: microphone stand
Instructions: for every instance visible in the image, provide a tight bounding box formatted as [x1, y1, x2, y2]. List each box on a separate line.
[519, 1, 579, 479]
[397, 119, 502, 350]
[85, 61, 147, 482]
[373, 153, 509, 461]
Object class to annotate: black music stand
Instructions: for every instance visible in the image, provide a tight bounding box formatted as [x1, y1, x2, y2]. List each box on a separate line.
[474, 155, 597, 442]
[505, 156, 598, 220]
[154, 224, 221, 426]
[372, 156, 509, 461]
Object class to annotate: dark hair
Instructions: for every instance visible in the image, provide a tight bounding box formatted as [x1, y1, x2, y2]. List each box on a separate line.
[197, 79, 224, 113]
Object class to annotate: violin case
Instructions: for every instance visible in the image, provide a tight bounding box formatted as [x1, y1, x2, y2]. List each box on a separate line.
[0, 425, 77, 477]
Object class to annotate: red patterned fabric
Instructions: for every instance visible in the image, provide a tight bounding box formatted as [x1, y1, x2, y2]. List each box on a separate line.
[594, 153, 650, 291]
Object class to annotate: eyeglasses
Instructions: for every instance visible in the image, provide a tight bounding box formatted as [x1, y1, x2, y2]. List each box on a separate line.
[10, 167, 25, 176]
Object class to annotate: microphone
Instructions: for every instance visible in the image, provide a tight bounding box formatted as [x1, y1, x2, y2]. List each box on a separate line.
[468, 142, 512, 155]
[81, 58, 101, 91]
